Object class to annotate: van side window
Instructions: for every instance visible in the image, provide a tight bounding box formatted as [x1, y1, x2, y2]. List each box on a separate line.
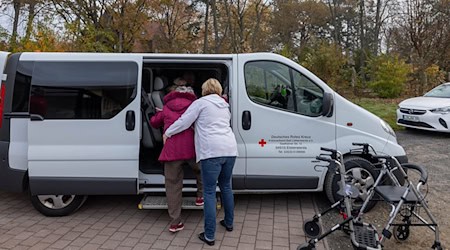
[244, 61, 324, 117]
[291, 71, 324, 116]
[30, 61, 138, 119]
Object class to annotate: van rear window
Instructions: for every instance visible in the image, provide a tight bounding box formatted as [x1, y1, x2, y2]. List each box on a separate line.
[29, 61, 138, 119]
[12, 61, 33, 113]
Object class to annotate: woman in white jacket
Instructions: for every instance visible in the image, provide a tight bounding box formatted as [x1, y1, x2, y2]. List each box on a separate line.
[164, 78, 238, 246]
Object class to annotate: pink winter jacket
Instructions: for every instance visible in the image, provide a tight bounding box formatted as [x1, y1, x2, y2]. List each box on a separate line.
[150, 91, 196, 162]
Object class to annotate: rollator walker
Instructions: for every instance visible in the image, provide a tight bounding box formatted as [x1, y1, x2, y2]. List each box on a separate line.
[298, 146, 382, 250]
[354, 143, 442, 250]
[298, 143, 443, 250]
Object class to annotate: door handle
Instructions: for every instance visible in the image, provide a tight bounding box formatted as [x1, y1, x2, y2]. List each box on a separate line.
[126, 110, 135, 131]
[242, 110, 251, 130]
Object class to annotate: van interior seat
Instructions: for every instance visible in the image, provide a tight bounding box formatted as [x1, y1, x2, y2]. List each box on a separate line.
[152, 76, 168, 109]
[141, 76, 167, 148]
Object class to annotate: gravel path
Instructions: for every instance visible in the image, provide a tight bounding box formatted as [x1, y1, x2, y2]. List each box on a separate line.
[315, 129, 450, 250]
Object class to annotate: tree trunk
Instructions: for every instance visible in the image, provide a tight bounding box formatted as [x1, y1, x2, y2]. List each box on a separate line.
[326, 0, 340, 45]
[222, 0, 237, 53]
[250, 0, 263, 51]
[211, 0, 219, 53]
[373, 0, 382, 55]
[203, 0, 209, 53]
[10, 0, 22, 51]
[237, 0, 245, 52]
[359, 0, 366, 86]
[118, 4, 125, 52]
[24, 1, 36, 42]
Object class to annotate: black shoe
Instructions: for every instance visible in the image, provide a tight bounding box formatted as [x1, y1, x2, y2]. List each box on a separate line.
[198, 232, 215, 246]
[220, 220, 233, 232]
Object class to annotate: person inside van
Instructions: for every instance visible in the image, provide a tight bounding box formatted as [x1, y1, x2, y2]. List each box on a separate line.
[182, 71, 202, 97]
[149, 77, 203, 233]
[269, 84, 292, 109]
[163, 78, 238, 246]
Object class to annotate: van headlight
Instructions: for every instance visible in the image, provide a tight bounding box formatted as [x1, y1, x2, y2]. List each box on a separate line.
[430, 106, 450, 114]
[380, 120, 396, 137]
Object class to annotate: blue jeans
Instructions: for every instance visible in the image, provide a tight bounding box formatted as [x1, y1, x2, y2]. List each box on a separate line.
[200, 156, 236, 241]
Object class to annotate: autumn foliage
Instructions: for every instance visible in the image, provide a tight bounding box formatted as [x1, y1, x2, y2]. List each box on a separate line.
[1, 0, 449, 98]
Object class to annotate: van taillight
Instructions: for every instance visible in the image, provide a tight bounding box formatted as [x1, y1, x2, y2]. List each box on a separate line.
[0, 84, 5, 128]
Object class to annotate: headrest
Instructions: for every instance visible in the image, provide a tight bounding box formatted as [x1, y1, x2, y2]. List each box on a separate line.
[154, 77, 167, 91]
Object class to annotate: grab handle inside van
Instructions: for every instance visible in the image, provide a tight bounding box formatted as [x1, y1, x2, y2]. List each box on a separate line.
[30, 114, 44, 121]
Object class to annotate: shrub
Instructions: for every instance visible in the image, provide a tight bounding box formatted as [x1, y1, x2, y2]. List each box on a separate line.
[366, 54, 411, 98]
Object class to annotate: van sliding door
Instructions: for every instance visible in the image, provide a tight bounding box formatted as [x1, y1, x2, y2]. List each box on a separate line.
[26, 54, 142, 195]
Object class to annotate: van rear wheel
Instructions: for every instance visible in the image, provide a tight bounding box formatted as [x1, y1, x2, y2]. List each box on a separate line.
[30, 194, 87, 217]
[324, 156, 378, 213]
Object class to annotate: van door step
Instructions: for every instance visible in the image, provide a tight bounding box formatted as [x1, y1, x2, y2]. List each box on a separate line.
[138, 195, 203, 210]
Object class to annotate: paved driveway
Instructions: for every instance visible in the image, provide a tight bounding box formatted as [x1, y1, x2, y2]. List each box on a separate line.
[0, 191, 327, 250]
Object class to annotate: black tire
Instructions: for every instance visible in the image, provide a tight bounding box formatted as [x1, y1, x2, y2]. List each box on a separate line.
[434, 245, 443, 250]
[297, 243, 316, 250]
[30, 194, 87, 217]
[324, 156, 378, 213]
[303, 219, 321, 238]
[393, 225, 410, 242]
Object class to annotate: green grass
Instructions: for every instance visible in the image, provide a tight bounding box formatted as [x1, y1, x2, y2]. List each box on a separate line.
[350, 98, 403, 131]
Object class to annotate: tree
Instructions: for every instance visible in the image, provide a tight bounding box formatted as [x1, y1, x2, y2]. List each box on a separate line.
[302, 42, 351, 92]
[391, 0, 449, 93]
[366, 54, 411, 98]
[149, 0, 202, 52]
[271, 0, 329, 59]
[21, 24, 67, 51]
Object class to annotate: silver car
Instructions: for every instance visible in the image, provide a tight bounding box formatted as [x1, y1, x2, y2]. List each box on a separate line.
[397, 82, 450, 132]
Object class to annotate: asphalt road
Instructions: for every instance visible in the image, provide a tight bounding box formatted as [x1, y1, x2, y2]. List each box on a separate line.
[315, 129, 450, 250]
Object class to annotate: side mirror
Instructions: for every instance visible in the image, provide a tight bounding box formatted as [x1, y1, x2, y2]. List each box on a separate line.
[321, 92, 334, 117]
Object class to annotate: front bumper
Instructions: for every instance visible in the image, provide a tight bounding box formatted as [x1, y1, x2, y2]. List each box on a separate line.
[396, 109, 450, 132]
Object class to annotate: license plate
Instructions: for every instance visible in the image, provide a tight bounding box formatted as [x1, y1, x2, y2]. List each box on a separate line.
[403, 115, 419, 122]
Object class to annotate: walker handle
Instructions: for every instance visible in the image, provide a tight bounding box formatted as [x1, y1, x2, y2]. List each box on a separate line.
[320, 147, 338, 160]
[401, 163, 428, 184]
[316, 156, 332, 163]
[320, 147, 337, 153]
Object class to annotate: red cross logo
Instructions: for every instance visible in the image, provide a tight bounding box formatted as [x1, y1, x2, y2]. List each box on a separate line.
[258, 139, 267, 147]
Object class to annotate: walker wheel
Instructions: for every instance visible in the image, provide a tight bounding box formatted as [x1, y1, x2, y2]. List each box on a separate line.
[297, 242, 316, 250]
[303, 219, 321, 238]
[393, 225, 410, 241]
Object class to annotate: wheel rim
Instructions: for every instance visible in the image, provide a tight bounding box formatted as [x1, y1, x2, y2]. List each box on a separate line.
[304, 221, 321, 238]
[394, 226, 410, 241]
[345, 167, 375, 206]
[37, 195, 75, 209]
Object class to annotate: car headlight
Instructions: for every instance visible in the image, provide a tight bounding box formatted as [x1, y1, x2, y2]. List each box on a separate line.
[380, 119, 396, 137]
[430, 106, 450, 114]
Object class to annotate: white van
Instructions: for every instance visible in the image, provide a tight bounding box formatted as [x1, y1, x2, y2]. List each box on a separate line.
[0, 51, 406, 216]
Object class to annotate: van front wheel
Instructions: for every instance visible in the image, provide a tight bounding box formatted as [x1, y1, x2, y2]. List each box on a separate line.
[30, 194, 87, 217]
[324, 156, 378, 213]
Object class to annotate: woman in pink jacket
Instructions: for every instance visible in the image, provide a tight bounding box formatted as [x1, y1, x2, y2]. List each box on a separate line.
[150, 78, 203, 233]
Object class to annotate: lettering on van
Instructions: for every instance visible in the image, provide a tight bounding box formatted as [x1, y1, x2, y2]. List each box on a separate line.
[267, 135, 313, 154]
